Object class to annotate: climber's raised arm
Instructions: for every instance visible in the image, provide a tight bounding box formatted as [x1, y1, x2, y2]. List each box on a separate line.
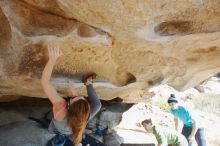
[41, 42, 65, 107]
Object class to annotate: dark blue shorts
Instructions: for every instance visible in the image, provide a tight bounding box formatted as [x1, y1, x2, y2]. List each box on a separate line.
[49, 133, 106, 146]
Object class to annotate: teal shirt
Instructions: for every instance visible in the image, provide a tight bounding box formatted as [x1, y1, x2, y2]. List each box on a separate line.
[171, 106, 193, 127]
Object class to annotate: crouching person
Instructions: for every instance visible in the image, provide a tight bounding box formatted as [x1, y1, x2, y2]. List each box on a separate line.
[141, 119, 188, 146]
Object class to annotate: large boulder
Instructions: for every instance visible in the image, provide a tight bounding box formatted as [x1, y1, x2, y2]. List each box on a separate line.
[0, 0, 220, 102]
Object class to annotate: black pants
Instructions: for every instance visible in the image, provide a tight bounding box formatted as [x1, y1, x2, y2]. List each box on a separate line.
[181, 125, 206, 146]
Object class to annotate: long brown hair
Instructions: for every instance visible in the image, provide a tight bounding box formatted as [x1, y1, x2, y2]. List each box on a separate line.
[67, 98, 90, 145]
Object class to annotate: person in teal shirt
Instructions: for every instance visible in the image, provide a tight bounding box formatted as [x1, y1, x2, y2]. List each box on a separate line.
[168, 94, 206, 146]
[141, 118, 188, 146]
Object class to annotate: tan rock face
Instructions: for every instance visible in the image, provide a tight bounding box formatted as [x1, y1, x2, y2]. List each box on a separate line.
[0, 7, 11, 56]
[0, 0, 220, 102]
[7, 0, 77, 36]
